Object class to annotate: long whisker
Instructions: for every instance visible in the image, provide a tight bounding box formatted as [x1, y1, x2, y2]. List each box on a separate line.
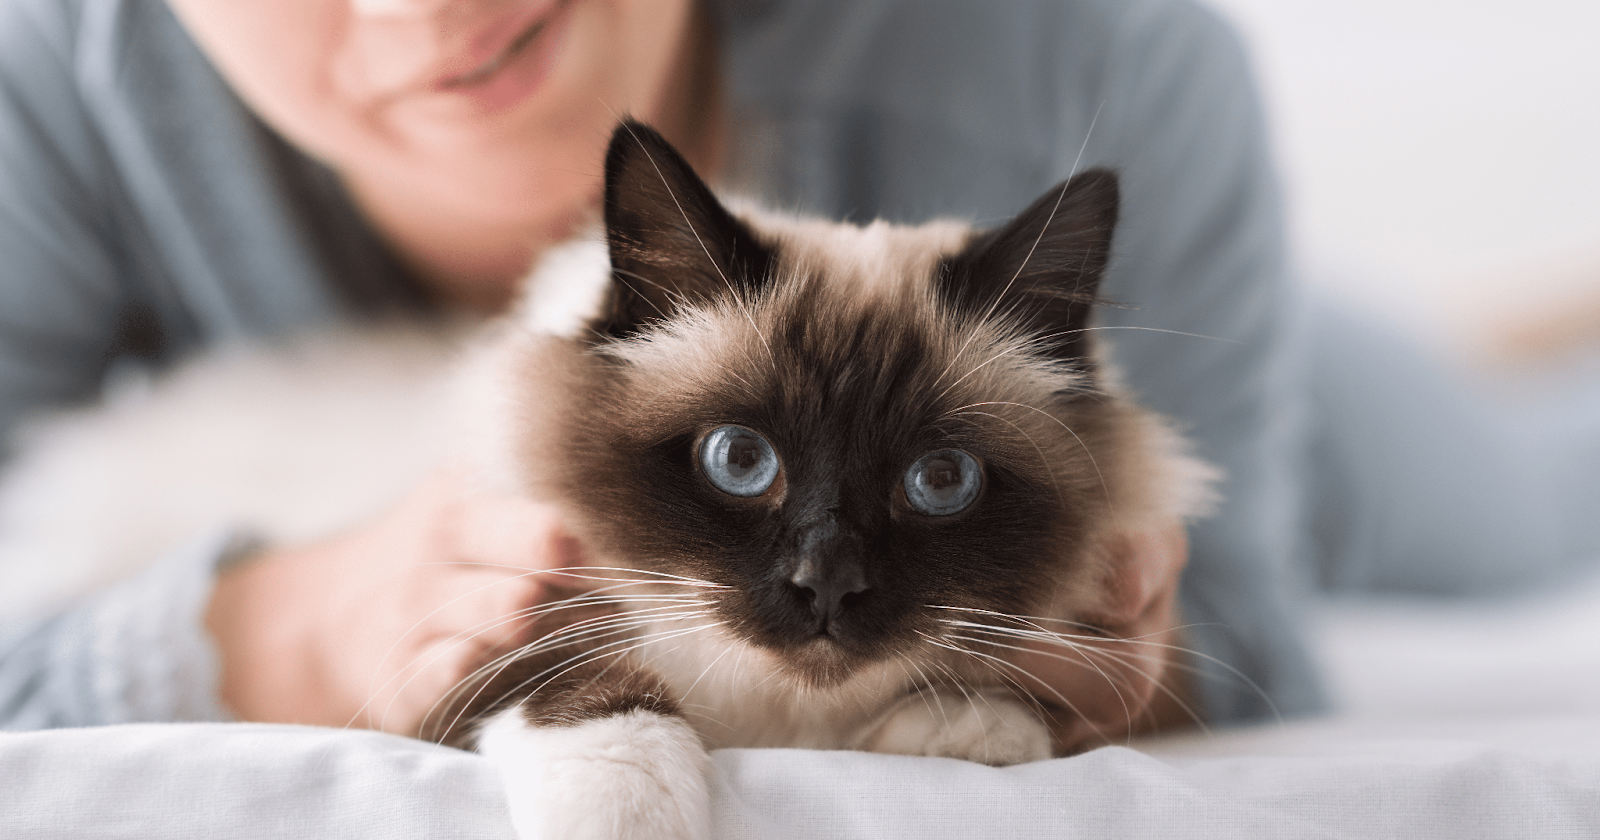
[951, 626, 1211, 736]
[613, 122, 776, 368]
[1042, 324, 1236, 345]
[422, 564, 731, 590]
[372, 588, 716, 720]
[928, 605, 1278, 725]
[930, 336, 1046, 405]
[428, 620, 719, 744]
[390, 581, 721, 731]
[680, 644, 738, 705]
[944, 630, 1134, 736]
[426, 572, 724, 707]
[401, 603, 712, 734]
[893, 660, 947, 734]
[946, 400, 1114, 524]
[471, 621, 717, 715]
[931, 106, 1103, 391]
[918, 631, 1106, 748]
[616, 123, 729, 287]
[936, 612, 1225, 683]
[607, 267, 690, 325]
[943, 408, 1067, 512]
[726, 285, 778, 368]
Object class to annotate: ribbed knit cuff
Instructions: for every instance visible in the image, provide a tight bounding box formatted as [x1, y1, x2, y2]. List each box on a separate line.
[73, 528, 247, 725]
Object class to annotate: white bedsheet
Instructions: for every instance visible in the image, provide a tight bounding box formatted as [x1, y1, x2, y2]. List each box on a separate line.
[5, 717, 1600, 839]
[7, 576, 1600, 838]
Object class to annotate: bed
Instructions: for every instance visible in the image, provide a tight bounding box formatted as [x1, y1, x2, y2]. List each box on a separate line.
[7, 571, 1600, 839]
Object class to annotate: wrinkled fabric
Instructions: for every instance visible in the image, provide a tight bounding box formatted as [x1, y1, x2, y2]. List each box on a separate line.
[3, 718, 1600, 839]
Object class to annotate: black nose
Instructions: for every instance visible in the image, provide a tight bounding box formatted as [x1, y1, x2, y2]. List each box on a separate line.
[788, 510, 869, 631]
[790, 559, 869, 629]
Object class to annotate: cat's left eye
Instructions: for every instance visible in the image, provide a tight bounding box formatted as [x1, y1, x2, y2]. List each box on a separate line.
[699, 425, 781, 497]
[904, 449, 983, 516]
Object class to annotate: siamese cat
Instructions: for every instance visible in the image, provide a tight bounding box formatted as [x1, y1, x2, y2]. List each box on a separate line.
[0, 122, 1215, 839]
[438, 123, 1215, 838]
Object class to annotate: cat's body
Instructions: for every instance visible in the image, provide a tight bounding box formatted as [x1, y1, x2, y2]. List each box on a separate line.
[0, 123, 1215, 839]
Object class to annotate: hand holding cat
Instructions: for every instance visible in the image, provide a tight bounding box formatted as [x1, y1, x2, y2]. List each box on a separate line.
[206, 469, 587, 736]
[1011, 523, 1193, 754]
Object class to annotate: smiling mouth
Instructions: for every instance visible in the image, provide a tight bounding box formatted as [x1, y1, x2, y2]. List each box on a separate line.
[441, 1, 567, 89]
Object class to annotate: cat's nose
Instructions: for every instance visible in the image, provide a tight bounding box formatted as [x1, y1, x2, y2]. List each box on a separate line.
[784, 512, 870, 627]
[790, 557, 869, 629]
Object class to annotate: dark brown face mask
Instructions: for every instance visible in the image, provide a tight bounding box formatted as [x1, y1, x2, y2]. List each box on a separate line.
[508, 120, 1125, 689]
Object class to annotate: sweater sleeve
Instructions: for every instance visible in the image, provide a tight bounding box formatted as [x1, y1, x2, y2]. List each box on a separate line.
[0, 529, 236, 729]
[0, 0, 130, 459]
[0, 0, 228, 730]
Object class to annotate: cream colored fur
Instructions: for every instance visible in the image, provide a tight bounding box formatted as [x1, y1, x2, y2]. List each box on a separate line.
[0, 330, 462, 624]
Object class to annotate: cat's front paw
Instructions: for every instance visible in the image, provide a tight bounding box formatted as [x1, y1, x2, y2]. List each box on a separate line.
[477, 707, 712, 840]
[855, 688, 1051, 766]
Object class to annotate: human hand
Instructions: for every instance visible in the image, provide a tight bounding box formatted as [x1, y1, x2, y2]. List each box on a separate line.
[1009, 523, 1195, 754]
[206, 469, 587, 737]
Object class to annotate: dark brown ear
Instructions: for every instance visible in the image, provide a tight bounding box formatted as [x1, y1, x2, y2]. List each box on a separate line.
[937, 169, 1119, 368]
[595, 121, 775, 342]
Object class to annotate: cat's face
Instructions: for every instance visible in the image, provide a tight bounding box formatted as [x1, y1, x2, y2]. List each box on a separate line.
[511, 123, 1131, 689]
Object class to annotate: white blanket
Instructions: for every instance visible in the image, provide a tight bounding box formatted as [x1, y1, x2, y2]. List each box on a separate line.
[6, 717, 1600, 839]
[6, 577, 1600, 839]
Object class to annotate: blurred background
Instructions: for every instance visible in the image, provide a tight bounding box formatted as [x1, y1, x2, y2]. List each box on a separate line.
[1203, 0, 1600, 716]
[1205, 0, 1600, 371]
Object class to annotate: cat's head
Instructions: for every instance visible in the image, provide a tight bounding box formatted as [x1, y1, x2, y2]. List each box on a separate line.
[502, 122, 1208, 690]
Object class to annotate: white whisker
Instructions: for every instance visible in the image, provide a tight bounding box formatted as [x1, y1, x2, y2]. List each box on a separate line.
[405, 604, 713, 734]
[946, 400, 1115, 526]
[428, 621, 720, 744]
[944, 408, 1068, 511]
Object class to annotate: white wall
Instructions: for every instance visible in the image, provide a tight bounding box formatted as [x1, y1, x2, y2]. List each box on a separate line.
[1204, 0, 1600, 358]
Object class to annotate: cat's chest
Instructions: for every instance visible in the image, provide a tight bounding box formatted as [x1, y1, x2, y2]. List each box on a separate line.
[635, 623, 912, 749]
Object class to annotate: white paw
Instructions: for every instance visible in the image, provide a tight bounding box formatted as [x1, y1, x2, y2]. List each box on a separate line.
[477, 707, 712, 840]
[855, 688, 1051, 766]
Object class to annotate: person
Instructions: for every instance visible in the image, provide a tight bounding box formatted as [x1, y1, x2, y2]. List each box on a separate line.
[2, 0, 1569, 742]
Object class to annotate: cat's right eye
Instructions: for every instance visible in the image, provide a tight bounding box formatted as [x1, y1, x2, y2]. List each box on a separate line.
[698, 425, 781, 497]
[904, 449, 983, 516]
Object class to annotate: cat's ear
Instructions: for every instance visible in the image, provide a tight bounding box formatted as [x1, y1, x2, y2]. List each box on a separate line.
[937, 169, 1119, 366]
[596, 120, 775, 341]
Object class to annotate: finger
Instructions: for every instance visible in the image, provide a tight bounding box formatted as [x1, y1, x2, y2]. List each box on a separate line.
[1013, 630, 1165, 721]
[1010, 588, 1185, 747]
[1018, 637, 1171, 753]
[1090, 523, 1189, 635]
[415, 567, 547, 656]
[1128, 524, 1188, 613]
[452, 495, 589, 578]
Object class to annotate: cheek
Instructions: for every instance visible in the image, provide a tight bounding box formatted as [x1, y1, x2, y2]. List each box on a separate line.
[558, 0, 694, 118]
[167, 0, 368, 163]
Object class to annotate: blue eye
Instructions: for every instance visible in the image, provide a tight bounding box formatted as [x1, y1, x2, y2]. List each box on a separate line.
[904, 450, 982, 516]
[699, 425, 780, 497]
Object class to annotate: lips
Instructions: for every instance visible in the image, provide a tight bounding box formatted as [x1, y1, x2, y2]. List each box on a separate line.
[435, 0, 564, 92]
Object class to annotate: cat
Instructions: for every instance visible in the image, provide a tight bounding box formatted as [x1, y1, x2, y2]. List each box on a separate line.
[426, 122, 1217, 839]
[0, 120, 1216, 840]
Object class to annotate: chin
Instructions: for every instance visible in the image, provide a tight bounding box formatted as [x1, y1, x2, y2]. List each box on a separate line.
[763, 637, 879, 691]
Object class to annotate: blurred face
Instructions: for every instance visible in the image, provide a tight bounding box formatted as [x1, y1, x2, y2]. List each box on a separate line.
[166, 0, 700, 277]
